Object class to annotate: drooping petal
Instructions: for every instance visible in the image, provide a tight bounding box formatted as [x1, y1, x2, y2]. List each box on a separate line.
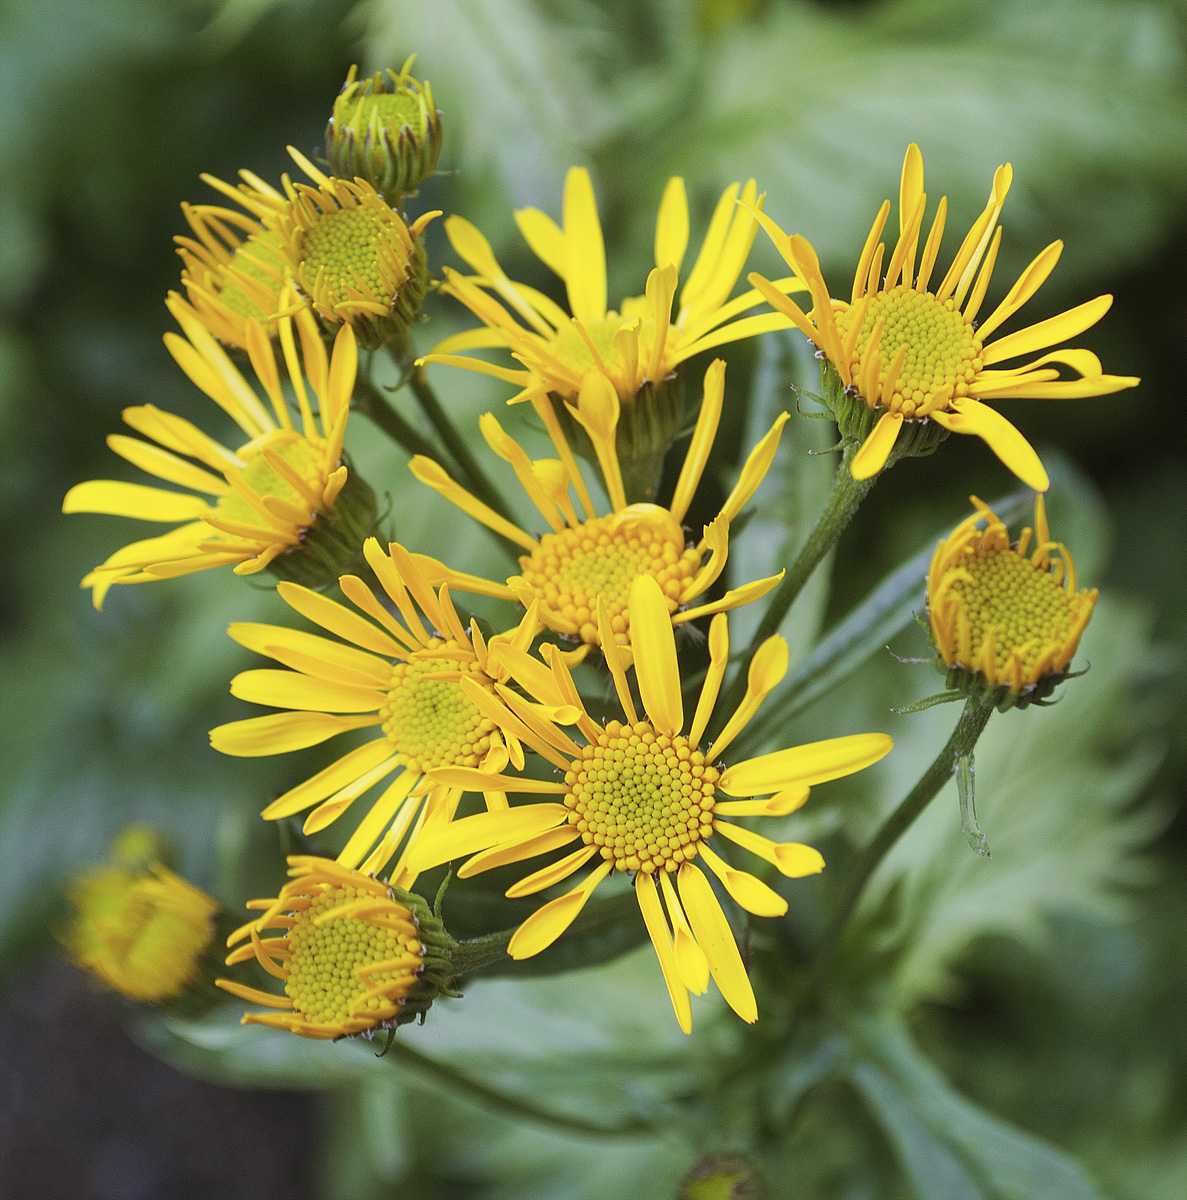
[630, 575, 683, 735]
[932, 399, 1049, 492]
[635, 872, 693, 1033]
[507, 860, 613, 959]
[850, 412, 903, 480]
[677, 862, 757, 1024]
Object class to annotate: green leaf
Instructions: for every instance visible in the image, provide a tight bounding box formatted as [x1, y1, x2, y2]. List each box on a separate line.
[848, 1012, 1110, 1200]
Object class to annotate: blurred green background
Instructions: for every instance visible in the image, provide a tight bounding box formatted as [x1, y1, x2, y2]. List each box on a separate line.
[1, 0, 1185, 1197]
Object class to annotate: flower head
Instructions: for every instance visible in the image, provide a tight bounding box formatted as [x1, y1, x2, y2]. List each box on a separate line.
[406, 575, 893, 1032]
[274, 147, 436, 348]
[216, 857, 454, 1039]
[209, 538, 547, 880]
[63, 297, 363, 607]
[749, 144, 1139, 491]
[928, 494, 1097, 708]
[326, 57, 443, 201]
[424, 167, 800, 405]
[62, 831, 220, 1005]
[409, 360, 786, 650]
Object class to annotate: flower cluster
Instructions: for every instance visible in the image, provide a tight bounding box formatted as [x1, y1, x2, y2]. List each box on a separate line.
[60, 58, 1122, 1046]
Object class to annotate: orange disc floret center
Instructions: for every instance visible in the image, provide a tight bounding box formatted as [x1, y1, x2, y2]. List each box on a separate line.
[300, 205, 392, 303]
[564, 720, 719, 874]
[519, 512, 698, 645]
[284, 885, 422, 1027]
[947, 549, 1080, 682]
[836, 286, 982, 416]
[381, 643, 496, 771]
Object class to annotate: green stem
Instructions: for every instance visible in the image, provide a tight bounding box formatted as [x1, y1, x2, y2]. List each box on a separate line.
[355, 372, 443, 464]
[448, 928, 516, 976]
[714, 452, 874, 730]
[803, 696, 994, 996]
[406, 368, 516, 523]
[384, 1038, 652, 1138]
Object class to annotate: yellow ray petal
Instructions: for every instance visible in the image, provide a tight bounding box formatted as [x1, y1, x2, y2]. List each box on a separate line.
[659, 869, 710, 995]
[229, 668, 384, 713]
[405, 803, 571, 874]
[210, 712, 378, 757]
[669, 358, 725, 525]
[707, 633, 788, 760]
[654, 176, 690, 273]
[105, 436, 228, 495]
[571, 371, 626, 512]
[677, 861, 757, 1023]
[507, 860, 613, 959]
[630, 575, 683, 735]
[635, 871, 693, 1033]
[715, 411, 788, 528]
[850, 411, 903, 480]
[513, 206, 567, 277]
[689, 614, 729, 748]
[504, 844, 598, 897]
[228, 623, 391, 686]
[260, 740, 400, 820]
[981, 294, 1112, 366]
[277, 581, 405, 657]
[409, 455, 538, 551]
[458, 825, 580, 878]
[712, 821, 825, 878]
[562, 167, 606, 323]
[598, 599, 638, 724]
[63, 480, 211, 522]
[719, 732, 892, 795]
[697, 843, 787, 918]
[714, 786, 809, 817]
[931, 399, 1049, 492]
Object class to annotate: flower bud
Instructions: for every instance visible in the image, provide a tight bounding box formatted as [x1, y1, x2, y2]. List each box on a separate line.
[326, 57, 443, 204]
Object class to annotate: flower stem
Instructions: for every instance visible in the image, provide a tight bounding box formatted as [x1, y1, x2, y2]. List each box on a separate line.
[384, 1038, 652, 1137]
[354, 372, 443, 464]
[407, 370, 515, 522]
[714, 452, 874, 728]
[803, 696, 995, 996]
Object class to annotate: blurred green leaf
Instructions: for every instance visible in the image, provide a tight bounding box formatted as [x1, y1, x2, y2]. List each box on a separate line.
[849, 1011, 1109, 1200]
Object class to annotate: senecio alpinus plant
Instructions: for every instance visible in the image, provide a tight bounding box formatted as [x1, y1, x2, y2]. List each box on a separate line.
[60, 54, 1137, 1195]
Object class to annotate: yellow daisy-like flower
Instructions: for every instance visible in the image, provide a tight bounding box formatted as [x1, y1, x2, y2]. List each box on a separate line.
[273, 147, 437, 348]
[420, 165, 804, 406]
[409, 359, 786, 649]
[63, 296, 358, 608]
[748, 144, 1139, 491]
[63, 849, 219, 1004]
[209, 538, 549, 882]
[928, 494, 1097, 706]
[406, 575, 893, 1032]
[174, 180, 290, 348]
[216, 856, 452, 1040]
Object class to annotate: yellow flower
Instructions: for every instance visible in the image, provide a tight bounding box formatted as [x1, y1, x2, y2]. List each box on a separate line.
[63, 844, 219, 1004]
[928, 494, 1097, 706]
[63, 297, 358, 608]
[174, 181, 290, 348]
[420, 166, 804, 405]
[408, 359, 786, 649]
[405, 575, 893, 1032]
[273, 147, 437, 348]
[326, 56, 443, 201]
[749, 144, 1139, 491]
[216, 856, 452, 1040]
[209, 539, 548, 881]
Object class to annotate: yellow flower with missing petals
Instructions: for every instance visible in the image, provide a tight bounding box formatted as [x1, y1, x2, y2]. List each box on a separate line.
[406, 575, 893, 1032]
[63, 840, 220, 1005]
[928, 494, 1097, 708]
[63, 296, 363, 608]
[209, 539, 550, 882]
[422, 167, 803, 406]
[748, 144, 1139, 491]
[409, 359, 786, 650]
[216, 857, 454, 1040]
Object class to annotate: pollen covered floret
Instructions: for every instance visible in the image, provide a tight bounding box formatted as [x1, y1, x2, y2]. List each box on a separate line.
[519, 511, 699, 645]
[283, 884, 423, 1029]
[565, 720, 719, 874]
[836, 285, 983, 418]
[382, 644, 497, 771]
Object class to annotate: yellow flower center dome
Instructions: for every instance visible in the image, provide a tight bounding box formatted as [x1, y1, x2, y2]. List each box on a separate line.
[339, 90, 426, 135]
[382, 644, 496, 771]
[284, 884, 423, 1028]
[565, 720, 719, 874]
[835, 286, 983, 416]
[300, 205, 394, 307]
[209, 433, 328, 545]
[519, 508, 699, 645]
[946, 544, 1082, 685]
[212, 230, 288, 329]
